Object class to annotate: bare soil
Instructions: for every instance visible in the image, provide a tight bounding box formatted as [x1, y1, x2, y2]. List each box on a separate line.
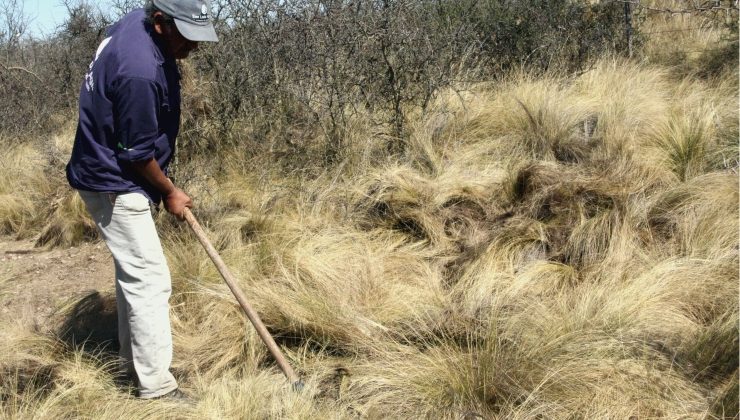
[0, 236, 112, 332]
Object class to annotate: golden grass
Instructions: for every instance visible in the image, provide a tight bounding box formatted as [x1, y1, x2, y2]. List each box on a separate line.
[0, 144, 52, 237]
[0, 23, 738, 419]
[641, 1, 738, 79]
[0, 124, 96, 246]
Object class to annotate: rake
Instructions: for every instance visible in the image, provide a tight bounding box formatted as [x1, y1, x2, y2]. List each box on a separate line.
[183, 208, 304, 391]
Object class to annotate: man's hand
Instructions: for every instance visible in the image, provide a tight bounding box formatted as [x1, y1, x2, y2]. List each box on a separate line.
[163, 187, 192, 220]
[128, 158, 193, 221]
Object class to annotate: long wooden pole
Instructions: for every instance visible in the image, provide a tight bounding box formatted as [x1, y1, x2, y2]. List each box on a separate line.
[183, 208, 302, 387]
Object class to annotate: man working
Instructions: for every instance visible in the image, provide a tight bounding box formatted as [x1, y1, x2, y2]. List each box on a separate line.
[65, 0, 218, 399]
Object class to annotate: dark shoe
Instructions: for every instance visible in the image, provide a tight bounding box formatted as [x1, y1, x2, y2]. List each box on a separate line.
[152, 388, 192, 403]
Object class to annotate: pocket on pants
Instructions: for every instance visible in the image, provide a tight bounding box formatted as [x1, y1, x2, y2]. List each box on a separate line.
[115, 193, 151, 213]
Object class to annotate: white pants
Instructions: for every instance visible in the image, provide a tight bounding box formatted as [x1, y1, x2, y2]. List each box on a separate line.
[78, 190, 178, 398]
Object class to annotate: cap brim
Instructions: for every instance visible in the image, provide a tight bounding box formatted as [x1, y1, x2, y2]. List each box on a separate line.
[174, 19, 219, 42]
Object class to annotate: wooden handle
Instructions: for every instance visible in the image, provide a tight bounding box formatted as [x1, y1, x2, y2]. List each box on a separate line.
[183, 208, 300, 384]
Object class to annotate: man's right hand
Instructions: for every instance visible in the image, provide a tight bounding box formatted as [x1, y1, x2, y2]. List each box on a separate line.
[128, 158, 193, 221]
[163, 187, 193, 221]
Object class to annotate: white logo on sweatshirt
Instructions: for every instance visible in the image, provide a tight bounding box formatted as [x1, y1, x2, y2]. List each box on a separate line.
[85, 36, 112, 92]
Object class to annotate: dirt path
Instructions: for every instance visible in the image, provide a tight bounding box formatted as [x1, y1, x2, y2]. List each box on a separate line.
[0, 236, 113, 331]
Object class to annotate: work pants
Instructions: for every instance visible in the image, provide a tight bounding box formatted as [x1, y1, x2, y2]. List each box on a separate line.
[78, 190, 178, 398]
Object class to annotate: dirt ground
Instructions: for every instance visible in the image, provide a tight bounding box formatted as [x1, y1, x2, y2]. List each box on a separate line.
[0, 236, 112, 332]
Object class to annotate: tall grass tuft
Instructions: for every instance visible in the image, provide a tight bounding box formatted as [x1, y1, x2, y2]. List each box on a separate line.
[0, 144, 52, 237]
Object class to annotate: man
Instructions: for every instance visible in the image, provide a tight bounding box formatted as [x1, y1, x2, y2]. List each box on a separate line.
[66, 0, 218, 399]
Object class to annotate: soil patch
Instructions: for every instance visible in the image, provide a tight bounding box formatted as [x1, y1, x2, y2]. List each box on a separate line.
[0, 236, 112, 332]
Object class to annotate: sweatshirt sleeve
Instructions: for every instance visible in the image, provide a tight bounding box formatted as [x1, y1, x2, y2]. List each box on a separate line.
[113, 77, 161, 162]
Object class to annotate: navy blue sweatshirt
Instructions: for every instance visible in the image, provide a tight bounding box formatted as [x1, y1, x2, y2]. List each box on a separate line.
[66, 8, 181, 204]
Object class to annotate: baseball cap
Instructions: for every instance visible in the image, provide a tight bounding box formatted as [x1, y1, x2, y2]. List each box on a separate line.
[152, 0, 219, 42]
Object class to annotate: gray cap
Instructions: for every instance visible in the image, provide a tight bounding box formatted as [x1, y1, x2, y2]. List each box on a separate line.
[152, 0, 219, 42]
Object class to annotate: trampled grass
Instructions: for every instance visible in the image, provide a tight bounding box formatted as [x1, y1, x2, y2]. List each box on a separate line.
[0, 31, 737, 420]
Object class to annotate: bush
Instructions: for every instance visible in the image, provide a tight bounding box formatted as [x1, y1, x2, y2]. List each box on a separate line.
[180, 0, 633, 160]
[0, 0, 109, 136]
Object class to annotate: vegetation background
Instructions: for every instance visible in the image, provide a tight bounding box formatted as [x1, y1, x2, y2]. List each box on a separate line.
[0, 0, 738, 418]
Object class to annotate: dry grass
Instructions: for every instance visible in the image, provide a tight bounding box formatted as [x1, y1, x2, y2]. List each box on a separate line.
[0, 16, 738, 420]
[0, 124, 96, 247]
[0, 144, 52, 237]
[641, 1, 738, 79]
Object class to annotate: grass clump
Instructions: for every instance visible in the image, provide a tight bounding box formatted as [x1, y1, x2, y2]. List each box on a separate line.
[0, 144, 52, 237]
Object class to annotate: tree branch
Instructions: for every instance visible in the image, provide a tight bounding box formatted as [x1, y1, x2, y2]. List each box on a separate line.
[0, 61, 42, 82]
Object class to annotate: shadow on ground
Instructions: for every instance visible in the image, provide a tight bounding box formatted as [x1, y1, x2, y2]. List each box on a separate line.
[57, 291, 119, 357]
